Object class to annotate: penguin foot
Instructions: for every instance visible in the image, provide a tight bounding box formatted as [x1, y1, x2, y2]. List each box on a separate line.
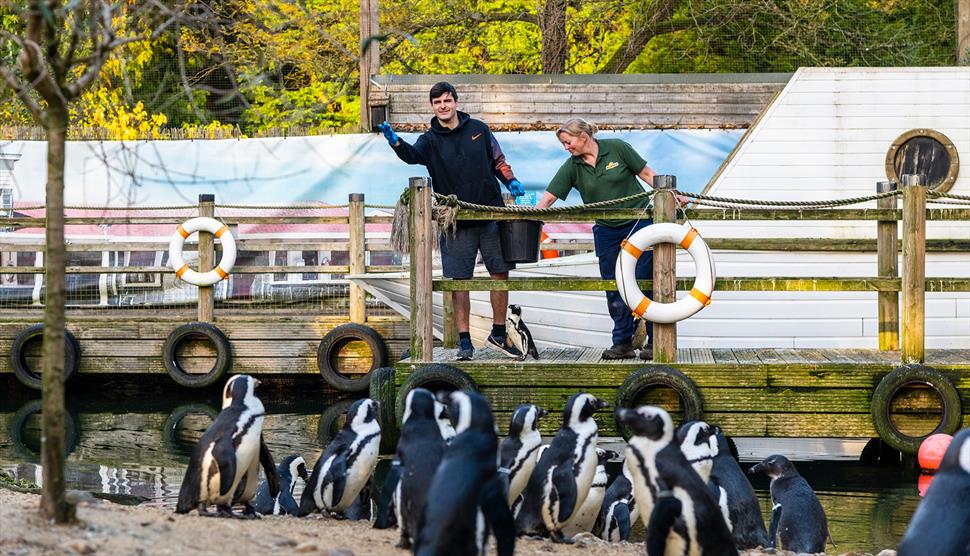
[206, 505, 234, 518]
[549, 531, 574, 544]
[235, 504, 261, 520]
[395, 535, 412, 549]
[196, 504, 213, 517]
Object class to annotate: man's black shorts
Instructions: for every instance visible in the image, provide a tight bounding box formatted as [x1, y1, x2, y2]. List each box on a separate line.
[439, 221, 515, 279]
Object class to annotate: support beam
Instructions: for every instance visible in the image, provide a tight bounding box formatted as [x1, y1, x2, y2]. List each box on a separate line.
[652, 175, 677, 363]
[348, 193, 366, 323]
[901, 175, 926, 364]
[358, 0, 380, 131]
[197, 194, 215, 323]
[876, 181, 899, 350]
[958, 0, 970, 64]
[409, 178, 434, 361]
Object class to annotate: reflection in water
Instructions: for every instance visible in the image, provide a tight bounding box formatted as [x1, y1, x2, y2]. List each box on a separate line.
[0, 386, 926, 552]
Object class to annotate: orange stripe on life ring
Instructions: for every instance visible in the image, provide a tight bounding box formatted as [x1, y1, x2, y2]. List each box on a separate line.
[632, 297, 651, 317]
[621, 240, 642, 259]
[215, 267, 228, 279]
[679, 228, 699, 249]
[177, 225, 190, 239]
[175, 264, 190, 278]
[689, 288, 711, 306]
[215, 225, 229, 238]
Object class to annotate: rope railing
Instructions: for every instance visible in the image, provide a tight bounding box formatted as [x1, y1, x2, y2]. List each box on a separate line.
[432, 189, 657, 213]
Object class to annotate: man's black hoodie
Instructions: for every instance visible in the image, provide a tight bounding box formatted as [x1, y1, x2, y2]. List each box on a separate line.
[390, 111, 516, 209]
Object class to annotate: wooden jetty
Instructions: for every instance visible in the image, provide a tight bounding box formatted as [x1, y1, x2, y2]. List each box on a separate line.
[389, 175, 970, 454]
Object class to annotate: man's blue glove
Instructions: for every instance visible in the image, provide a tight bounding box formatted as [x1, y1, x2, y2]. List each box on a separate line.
[508, 179, 525, 197]
[378, 121, 399, 145]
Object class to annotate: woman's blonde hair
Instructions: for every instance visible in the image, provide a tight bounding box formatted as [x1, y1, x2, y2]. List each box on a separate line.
[556, 118, 597, 139]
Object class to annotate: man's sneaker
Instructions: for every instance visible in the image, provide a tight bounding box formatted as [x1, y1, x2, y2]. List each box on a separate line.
[456, 338, 474, 361]
[485, 334, 524, 359]
[638, 343, 654, 361]
[602, 343, 636, 360]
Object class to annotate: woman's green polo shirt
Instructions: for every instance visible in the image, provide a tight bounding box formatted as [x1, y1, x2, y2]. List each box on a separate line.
[545, 138, 651, 227]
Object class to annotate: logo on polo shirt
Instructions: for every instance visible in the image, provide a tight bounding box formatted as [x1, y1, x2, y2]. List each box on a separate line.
[605, 161, 619, 170]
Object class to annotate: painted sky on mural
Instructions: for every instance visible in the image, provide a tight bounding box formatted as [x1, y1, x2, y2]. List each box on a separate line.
[1, 129, 741, 207]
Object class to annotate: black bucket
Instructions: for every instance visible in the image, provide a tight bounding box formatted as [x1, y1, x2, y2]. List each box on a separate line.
[498, 220, 544, 263]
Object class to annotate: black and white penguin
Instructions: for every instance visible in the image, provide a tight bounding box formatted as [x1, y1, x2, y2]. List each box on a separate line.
[595, 464, 639, 542]
[300, 398, 381, 517]
[617, 405, 737, 556]
[748, 454, 829, 553]
[708, 428, 769, 550]
[253, 455, 307, 516]
[676, 421, 718, 483]
[434, 398, 457, 442]
[898, 428, 970, 556]
[562, 448, 618, 536]
[414, 391, 514, 556]
[373, 460, 400, 529]
[394, 388, 447, 549]
[514, 392, 608, 542]
[175, 375, 279, 518]
[507, 304, 539, 360]
[499, 404, 547, 505]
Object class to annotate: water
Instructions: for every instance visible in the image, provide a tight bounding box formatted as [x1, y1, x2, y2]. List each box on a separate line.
[0, 377, 923, 552]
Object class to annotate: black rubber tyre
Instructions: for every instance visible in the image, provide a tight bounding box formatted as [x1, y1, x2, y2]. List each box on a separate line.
[395, 364, 478, 424]
[10, 399, 79, 460]
[614, 365, 704, 440]
[162, 403, 219, 456]
[10, 324, 80, 390]
[162, 322, 232, 388]
[369, 367, 398, 454]
[871, 364, 962, 455]
[316, 399, 355, 447]
[317, 323, 389, 393]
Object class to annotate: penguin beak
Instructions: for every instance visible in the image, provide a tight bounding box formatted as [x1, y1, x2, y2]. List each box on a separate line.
[537, 407, 548, 418]
[747, 463, 763, 476]
[435, 391, 452, 404]
[615, 408, 635, 424]
[594, 398, 609, 410]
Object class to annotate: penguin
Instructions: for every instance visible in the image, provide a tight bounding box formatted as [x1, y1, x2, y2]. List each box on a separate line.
[708, 428, 769, 550]
[373, 460, 400, 529]
[253, 455, 307, 516]
[676, 421, 718, 483]
[595, 464, 639, 542]
[300, 398, 381, 517]
[175, 375, 279, 518]
[499, 404, 547, 505]
[616, 405, 737, 556]
[394, 388, 447, 549]
[898, 428, 970, 556]
[748, 454, 829, 553]
[414, 391, 514, 556]
[344, 482, 373, 521]
[562, 448, 618, 536]
[514, 392, 608, 542]
[435, 398, 457, 442]
[506, 304, 539, 360]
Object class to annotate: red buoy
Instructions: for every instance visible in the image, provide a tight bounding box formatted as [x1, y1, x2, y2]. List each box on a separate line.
[917, 473, 934, 497]
[918, 433, 953, 472]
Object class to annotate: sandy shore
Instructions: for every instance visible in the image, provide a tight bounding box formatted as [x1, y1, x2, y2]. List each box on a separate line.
[0, 489, 891, 556]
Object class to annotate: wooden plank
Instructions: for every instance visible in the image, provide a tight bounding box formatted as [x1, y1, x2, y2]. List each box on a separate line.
[711, 349, 739, 365]
[692, 348, 715, 364]
[755, 348, 785, 364]
[732, 349, 762, 365]
[676, 348, 692, 364]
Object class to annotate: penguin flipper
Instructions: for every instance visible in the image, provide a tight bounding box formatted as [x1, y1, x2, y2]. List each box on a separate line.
[614, 502, 632, 541]
[325, 453, 349, 510]
[214, 440, 237, 498]
[646, 494, 682, 556]
[374, 461, 401, 529]
[767, 503, 782, 549]
[259, 434, 280, 498]
[551, 463, 579, 525]
[175, 459, 202, 513]
[479, 475, 516, 556]
[277, 492, 301, 516]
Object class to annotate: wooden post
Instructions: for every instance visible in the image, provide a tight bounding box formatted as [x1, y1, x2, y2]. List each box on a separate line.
[442, 293, 458, 348]
[901, 174, 926, 364]
[958, 0, 970, 64]
[358, 0, 380, 131]
[653, 175, 677, 363]
[409, 178, 434, 361]
[876, 180, 899, 350]
[197, 194, 215, 323]
[348, 193, 367, 323]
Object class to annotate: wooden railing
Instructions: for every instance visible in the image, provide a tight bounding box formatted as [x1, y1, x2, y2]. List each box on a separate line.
[406, 175, 970, 365]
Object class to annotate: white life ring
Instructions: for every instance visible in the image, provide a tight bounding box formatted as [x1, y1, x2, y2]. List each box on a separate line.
[615, 222, 715, 324]
[168, 217, 236, 286]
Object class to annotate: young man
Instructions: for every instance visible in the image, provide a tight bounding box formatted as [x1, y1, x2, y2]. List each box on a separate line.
[379, 81, 526, 361]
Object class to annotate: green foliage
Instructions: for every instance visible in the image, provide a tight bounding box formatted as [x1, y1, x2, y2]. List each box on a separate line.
[0, 470, 39, 491]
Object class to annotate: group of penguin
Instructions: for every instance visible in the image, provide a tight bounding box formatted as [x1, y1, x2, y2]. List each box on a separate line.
[173, 373, 970, 555]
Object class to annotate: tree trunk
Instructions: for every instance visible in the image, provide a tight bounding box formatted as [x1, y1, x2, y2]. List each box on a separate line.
[40, 105, 75, 524]
[597, 0, 682, 73]
[539, 0, 567, 73]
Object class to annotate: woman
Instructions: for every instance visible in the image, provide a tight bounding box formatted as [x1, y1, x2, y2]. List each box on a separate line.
[536, 118, 657, 360]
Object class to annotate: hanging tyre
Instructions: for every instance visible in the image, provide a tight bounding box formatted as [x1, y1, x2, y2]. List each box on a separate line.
[10, 399, 79, 460]
[10, 324, 80, 390]
[871, 364, 962, 455]
[316, 399, 355, 447]
[395, 363, 478, 423]
[162, 322, 232, 388]
[614, 366, 704, 440]
[316, 323, 389, 393]
[162, 403, 219, 455]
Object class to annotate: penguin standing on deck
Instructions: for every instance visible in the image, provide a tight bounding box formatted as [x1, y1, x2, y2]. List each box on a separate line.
[507, 304, 539, 360]
[709, 428, 769, 550]
[595, 465, 639, 542]
[748, 454, 829, 553]
[253, 455, 307, 516]
[617, 405, 737, 556]
[514, 392, 608, 542]
[562, 448, 618, 536]
[300, 398, 381, 517]
[500, 404, 547, 505]
[176, 375, 279, 518]
[414, 391, 514, 556]
[898, 428, 970, 556]
[394, 388, 447, 549]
